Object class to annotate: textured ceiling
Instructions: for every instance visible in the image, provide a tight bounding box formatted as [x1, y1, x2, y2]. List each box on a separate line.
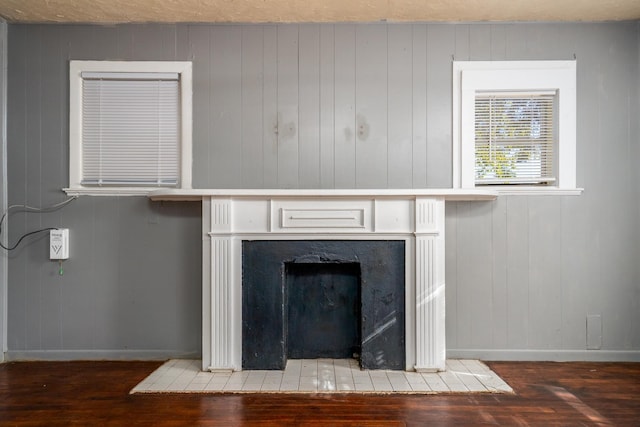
[0, 0, 639, 23]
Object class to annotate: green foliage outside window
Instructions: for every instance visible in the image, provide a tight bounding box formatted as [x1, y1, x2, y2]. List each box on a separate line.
[475, 95, 554, 184]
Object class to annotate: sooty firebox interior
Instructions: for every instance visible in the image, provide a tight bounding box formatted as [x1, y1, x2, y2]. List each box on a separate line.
[286, 262, 361, 360]
[242, 240, 405, 370]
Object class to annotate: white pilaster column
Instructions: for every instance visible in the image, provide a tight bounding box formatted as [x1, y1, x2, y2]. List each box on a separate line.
[207, 198, 234, 371]
[414, 198, 446, 372]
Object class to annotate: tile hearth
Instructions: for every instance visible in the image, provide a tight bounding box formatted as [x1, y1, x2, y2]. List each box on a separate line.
[131, 359, 513, 394]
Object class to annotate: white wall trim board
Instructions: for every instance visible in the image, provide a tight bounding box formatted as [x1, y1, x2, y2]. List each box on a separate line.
[4, 350, 200, 361]
[10, 349, 639, 363]
[447, 349, 640, 362]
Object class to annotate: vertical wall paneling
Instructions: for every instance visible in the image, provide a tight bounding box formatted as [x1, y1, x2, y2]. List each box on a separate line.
[90, 197, 120, 350]
[633, 21, 640, 350]
[262, 25, 278, 188]
[118, 198, 184, 350]
[5, 22, 640, 361]
[570, 25, 602, 350]
[91, 26, 119, 60]
[489, 25, 507, 60]
[425, 25, 455, 187]
[211, 26, 243, 188]
[241, 26, 265, 188]
[454, 201, 493, 348]
[573, 24, 599, 192]
[276, 25, 299, 188]
[39, 25, 64, 350]
[116, 25, 135, 59]
[130, 24, 176, 61]
[118, 200, 154, 349]
[298, 25, 321, 188]
[66, 25, 98, 60]
[453, 25, 470, 61]
[9, 24, 202, 359]
[174, 25, 190, 61]
[526, 23, 568, 60]
[59, 196, 95, 350]
[504, 24, 529, 60]
[24, 25, 43, 351]
[333, 24, 356, 188]
[0, 19, 6, 359]
[444, 202, 458, 350]
[411, 24, 428, 188]
[64, 28, 112, 352]
[528, 198, 563, 349]
[490, 197, 508, 348]
[355, 24, 387, 189]
[505, 196, 530, 348]
[581, 27, 609, 337]
[319, 25, 335, 188]
[592, 25, 638, 349]
[387, 25, 413, 188]
[468, 25, 491, 60]
[188, 25, 212, 187]
[560, 195, 591, 349]
[116, 25, 136, 61]
[7, 25, 27, 351]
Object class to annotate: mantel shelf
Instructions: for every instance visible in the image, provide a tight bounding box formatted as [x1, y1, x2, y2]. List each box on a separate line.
[148, 188, 498, 202]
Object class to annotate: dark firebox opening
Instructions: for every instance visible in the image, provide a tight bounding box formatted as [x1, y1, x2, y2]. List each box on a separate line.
[286, 262, 361, 360]
[242, 240, 405, 370]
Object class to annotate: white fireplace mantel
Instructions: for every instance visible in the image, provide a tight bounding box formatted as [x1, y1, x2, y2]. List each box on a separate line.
[149, 188, 497, 202]
[149, 188, 497, 372]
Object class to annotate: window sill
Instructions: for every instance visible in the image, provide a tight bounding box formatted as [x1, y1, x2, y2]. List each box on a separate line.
[63, 187, 182, 197]
[475, 186, 584, 196]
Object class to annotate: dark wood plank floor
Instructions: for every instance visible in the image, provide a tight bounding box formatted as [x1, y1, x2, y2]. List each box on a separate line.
[1, 360, 639, 426]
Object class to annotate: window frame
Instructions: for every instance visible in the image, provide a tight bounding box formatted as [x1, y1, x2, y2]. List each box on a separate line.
[65, 60, 193, 196]
[452, 60, 581, 195]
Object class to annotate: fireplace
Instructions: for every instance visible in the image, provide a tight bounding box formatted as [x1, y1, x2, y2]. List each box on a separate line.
[148, 188, 497, 372]
[242, 240, 405, 370]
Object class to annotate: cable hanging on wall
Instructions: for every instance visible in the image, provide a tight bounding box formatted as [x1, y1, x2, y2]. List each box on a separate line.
[0, 196, 77, 251]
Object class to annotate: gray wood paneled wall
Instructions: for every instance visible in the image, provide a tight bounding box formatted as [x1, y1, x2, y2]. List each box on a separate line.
[0, 20, 6, 361]
[5, 22, 640, 360]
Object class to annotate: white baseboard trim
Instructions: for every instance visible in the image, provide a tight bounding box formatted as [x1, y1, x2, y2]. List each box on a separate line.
[4, 350, 200, 362]
[5, 349, 639, 363]
[447, 349, 640, 362]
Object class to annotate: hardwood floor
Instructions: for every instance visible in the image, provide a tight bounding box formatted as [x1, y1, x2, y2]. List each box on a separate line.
[1, 360, 639, 426]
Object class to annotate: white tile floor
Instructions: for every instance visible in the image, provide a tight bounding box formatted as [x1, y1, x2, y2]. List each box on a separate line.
[131, 359, 513, 394]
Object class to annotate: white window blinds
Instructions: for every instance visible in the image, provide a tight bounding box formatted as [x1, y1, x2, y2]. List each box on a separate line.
[474, 92, 556, 185]
[81, 72, 180, 186]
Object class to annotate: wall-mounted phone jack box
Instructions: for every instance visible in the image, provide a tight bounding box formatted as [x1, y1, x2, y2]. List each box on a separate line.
[50, 228, 69, 260]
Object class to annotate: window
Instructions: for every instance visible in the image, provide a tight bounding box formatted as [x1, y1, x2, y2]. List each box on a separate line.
[475, 92, 555, 185]
[453, 61, 581, 195]
[66, 61, 192, 196]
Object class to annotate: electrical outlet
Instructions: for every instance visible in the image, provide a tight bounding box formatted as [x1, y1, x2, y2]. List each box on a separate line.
[50, 229, 69, 260]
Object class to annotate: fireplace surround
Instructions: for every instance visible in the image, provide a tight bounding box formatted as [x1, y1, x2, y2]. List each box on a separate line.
[149, 189, 497, 372]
